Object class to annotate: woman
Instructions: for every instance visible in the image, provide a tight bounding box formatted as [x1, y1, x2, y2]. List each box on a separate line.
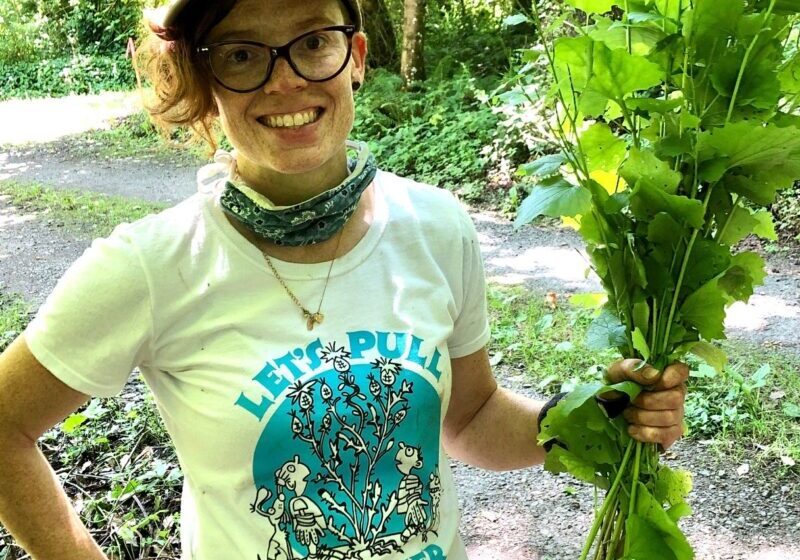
[0, 0, 688, 558]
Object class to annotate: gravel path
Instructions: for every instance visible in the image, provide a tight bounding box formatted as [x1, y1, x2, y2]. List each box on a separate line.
[1, 93, 799, 559]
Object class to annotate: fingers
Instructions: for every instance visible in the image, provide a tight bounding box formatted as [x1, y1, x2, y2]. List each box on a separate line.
[633, 384, 686, 409]
[623, 405, 683, 427]
[625, 384, 686, 449]
[606, 360, 689, 391]
[628, 424, 683, 449]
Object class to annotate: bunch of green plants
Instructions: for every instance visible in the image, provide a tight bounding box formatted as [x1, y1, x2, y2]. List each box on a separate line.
[508, 0, 800, 557]
[353, 68, 507, 196]
[0, 53, 136, 100]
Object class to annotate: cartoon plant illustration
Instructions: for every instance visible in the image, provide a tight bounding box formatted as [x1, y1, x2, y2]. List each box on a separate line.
[278, 343, 429, 554]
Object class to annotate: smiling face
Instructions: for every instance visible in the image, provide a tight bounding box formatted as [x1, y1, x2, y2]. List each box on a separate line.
[204, 0, 367, 182]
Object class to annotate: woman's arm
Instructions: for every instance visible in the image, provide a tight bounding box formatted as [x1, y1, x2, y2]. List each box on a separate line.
[442, 347, 546, 470]
[0, 334, 109, 560]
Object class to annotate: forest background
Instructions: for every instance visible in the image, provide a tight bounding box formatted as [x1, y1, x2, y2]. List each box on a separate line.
[2, 0, 796, 236]
[1, 1, 800, 558]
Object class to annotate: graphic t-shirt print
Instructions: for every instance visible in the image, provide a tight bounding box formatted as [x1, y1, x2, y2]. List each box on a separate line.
[235, 331, 449, 560]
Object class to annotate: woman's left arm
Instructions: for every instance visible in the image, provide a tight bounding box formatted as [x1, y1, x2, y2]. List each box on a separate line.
[442, 346, 689, 471]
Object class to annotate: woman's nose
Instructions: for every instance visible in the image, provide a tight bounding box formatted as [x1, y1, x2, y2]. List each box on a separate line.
[263, 55, 307, 94]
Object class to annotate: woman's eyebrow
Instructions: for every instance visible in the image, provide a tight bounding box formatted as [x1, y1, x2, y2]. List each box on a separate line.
[208, 17, 341, 43]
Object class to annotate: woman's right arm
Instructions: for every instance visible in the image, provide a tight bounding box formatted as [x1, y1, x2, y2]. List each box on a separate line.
[0, 334, 109, 560]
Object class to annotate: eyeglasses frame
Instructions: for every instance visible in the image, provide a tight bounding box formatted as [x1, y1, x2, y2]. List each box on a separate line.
[197, 25, 358, 93]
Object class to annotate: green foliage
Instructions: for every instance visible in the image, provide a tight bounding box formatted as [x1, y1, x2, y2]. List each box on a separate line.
[774, 184, 800, 241]
[1, 0, 144, 63]
[0, 54, 136, 100]
[0, 181, 168, 237]
[353, 69, 516, 196]
[0, 291, 31, 352]
[44, 385, 181, 558]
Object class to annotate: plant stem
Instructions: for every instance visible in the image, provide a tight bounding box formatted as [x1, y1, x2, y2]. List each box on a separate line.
[660, 180, 718, 356]
[713, 194, 741, 242]
[579, 440, 636, 560]
[725, 0, 777, 125]
[623, 442, 643, 556]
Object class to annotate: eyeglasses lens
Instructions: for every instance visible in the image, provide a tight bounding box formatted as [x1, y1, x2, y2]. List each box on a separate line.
[208, 30, 350, 91]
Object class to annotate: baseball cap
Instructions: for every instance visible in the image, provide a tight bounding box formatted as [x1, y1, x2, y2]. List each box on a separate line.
[149, 0, 363, 31]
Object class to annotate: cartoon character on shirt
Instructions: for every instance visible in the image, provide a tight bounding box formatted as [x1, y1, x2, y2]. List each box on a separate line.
[395, 443, 429, 543]
[251, 488, 291, 560]
[275, 456, 328, 557]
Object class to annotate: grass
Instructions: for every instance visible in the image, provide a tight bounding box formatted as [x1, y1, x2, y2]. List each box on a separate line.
[0, 180, 169, 238]
[71, 111, 208, 162]
[486, 284, 800, 468]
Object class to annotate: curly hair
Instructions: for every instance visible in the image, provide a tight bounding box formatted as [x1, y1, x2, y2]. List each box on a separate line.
[135, 0, 237, 150]
[135, 0, 362, 151]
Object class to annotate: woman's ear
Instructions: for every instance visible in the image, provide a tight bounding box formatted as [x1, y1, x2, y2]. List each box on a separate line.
[350, 32, 368, 85]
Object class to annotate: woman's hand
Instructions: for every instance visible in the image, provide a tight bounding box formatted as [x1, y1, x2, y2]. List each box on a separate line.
[605, 359, 689, 449]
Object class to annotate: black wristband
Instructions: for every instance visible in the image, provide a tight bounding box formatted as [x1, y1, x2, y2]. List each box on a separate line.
[537, 392, 568, 452]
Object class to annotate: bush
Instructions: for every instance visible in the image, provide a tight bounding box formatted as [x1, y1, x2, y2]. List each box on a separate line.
[353, 68, 526, 197]
[773, 184, 800, 242]
[0, 53, 136, 100]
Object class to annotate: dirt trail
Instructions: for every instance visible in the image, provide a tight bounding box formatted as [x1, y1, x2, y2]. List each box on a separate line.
[1, 93, 799, 559]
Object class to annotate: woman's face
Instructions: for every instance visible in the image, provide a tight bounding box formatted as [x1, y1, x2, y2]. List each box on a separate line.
[204, 0, 367, 177]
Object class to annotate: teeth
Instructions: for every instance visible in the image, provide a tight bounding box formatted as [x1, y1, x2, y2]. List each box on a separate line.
[265, 109, 319, 129]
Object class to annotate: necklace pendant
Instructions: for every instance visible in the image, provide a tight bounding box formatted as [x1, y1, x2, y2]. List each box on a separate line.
[306, 312, 324, 331]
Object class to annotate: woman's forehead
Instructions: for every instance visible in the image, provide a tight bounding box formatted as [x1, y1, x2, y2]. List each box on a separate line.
[208, 0, 348, 41]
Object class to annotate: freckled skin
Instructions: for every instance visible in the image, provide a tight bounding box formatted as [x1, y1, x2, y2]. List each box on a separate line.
[206, 0, 368, 205]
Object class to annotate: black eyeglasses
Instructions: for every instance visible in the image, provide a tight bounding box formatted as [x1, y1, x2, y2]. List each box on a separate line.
[197, 25, 357, 93]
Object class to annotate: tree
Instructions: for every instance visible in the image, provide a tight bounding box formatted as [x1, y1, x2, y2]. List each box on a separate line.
[401, 0, 426, 88]
[361, 0, 399, 69]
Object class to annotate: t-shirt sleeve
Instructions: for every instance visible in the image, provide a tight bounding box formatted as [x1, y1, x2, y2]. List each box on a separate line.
[24, 225, 154, 398]
[447, 200, 491, 359]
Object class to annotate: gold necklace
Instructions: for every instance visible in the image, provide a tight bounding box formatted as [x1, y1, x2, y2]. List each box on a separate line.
[261, 227, 345, 331]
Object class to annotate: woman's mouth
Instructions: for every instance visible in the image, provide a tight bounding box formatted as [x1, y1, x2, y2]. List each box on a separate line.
[258, 108, 323, 129]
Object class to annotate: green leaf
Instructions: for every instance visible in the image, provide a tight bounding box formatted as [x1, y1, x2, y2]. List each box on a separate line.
[718, 251, 766, 303]
[680, 280, 727, 340]
[783, 402, 800, 418]
[586, 308, 628, 350]
[718, 206, 761, 246]
[624, 514, 679, 560]
[632, 327, 651, 361]
[61, 413, 88, 434]
[514, 178, 592, 227]
[681, 238, 731, 292]
[630, 180, 705, 229]
[654, 466, 693, 506]
[752, 210, 778, 241]
[667, 502, 694, 523]
[634, 483, 695, 560]
[689, 341, 728, 374]
[565, 0, 618, 14]
[519, 153, 567, 178]
[698, 122, 800, 205]
[581, 122, 627, 172]
[589, 43, 665, 101]
[620, 149, 682, 194]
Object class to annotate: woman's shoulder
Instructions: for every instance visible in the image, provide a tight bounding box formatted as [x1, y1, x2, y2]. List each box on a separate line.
[377, 169, 473, 232]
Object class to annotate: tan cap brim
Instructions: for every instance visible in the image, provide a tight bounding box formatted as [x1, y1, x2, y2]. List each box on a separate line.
[145, 0, 193, 29]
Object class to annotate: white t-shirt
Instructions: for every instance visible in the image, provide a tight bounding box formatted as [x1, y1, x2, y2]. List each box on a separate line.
[25, 163, 490, 560]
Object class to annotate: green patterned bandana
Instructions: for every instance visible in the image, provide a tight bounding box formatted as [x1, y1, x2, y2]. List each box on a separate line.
[220, 141, 378, 247]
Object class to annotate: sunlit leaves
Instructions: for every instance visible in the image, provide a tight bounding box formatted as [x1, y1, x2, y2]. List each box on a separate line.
[515, 177, 592, 227]
[581, 123, 627, 172]
[680, 280, 727, 340]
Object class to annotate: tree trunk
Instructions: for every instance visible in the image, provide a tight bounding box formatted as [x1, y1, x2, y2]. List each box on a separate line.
[401, 0, 426, 88]
[360, 0, 398, 70]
